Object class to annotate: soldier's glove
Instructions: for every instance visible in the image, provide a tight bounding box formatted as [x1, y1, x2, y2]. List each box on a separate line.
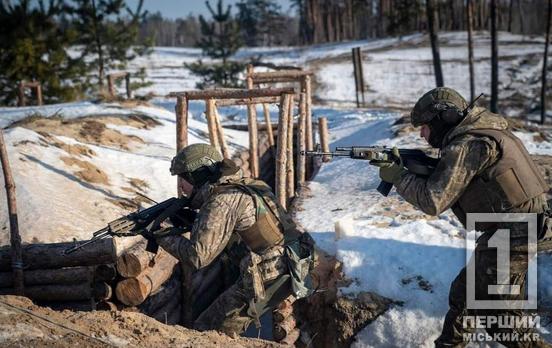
[370, 147, 407, 184]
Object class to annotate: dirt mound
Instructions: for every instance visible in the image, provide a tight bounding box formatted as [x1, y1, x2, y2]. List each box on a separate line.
[10, 114, 160, 151]
[60, 156, 109, 185]
[0, 295, 280, 348]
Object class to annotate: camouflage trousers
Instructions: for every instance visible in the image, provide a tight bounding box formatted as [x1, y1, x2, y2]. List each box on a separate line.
[435, 239, 550, 348]
[193, 276, 292, 337]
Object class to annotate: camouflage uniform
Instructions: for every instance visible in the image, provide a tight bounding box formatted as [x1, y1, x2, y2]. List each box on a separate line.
[157, 170, 313, 336]
[394, 107, 550, 348]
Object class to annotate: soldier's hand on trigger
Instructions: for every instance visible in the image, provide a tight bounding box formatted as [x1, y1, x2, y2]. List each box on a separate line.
[370, 147, 407, 184]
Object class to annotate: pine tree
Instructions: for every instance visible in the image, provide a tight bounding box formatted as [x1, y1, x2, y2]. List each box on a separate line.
[72, 0, 150, 91]
[237, 0, 284, 46]
[0, 0, 86, 105]
[186, 0, 244, 89]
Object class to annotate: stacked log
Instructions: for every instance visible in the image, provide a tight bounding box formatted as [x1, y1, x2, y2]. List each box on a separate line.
[273, 296, 301, 345]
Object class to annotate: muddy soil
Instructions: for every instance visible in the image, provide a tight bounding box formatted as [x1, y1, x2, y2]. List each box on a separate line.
[0, 295, 280, 348]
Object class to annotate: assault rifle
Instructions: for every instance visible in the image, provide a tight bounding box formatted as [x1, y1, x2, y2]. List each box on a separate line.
[302, 146, 439, 196]
[64, 197, 192, 254]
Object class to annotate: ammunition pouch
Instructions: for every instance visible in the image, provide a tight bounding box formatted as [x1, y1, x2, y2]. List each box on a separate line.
[284, 233, 315, 300]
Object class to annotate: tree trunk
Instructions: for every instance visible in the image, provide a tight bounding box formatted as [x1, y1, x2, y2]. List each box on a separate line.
[0, 237, 137, 272]
[0, 129, 23, 295]
[467, 0, 476, 102]
[0, 267, 94, 288]
[542, 0, 552, 124]
[517, 0, 524, 34]
[427, 0, 444, 87]
[490, 0, 499, 113]
[508, 0, 514, 32]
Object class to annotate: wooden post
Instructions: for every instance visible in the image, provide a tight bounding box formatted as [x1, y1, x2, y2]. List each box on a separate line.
[467, 0, 476, 102]
[17, 82, 25, 107]
[36, 84, 43, 106]
[297, 93, 307, 186]
[125, 73, 132, 99]
[490, 0, 499, 113]
[286, 95, 295, 202]
[541, 0, 551, 124]
[276, 93, 291, 209]
[246, 64, 254, 89]
[0, 129, 24, 295]
[262, 103, 275, 148]
[205, 98, 220, 150]
[175, 96, 188, 197]
[214, 107, 230, 159]
[319, 117, 330, 163]
[352, 48, 365, 108]
[303, 75, 313, 152]
[247, 102, 260, 178]
[107, 75, 115, 98]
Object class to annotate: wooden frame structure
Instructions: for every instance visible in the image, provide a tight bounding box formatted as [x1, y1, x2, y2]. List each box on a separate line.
[17, 81, 42, 107]
[107, 72, 132, 99]
[169, 87, 296, 208]
[245, 65, 314, 191]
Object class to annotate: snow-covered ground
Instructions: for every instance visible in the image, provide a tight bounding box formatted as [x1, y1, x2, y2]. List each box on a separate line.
[1, 31, 551, 347]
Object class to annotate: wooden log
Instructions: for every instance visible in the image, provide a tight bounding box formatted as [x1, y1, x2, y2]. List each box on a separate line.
[116, 241, 154, 278]
[276, 93, 291, 209]
[205, 98, 220, 150]
[0, 266, 93, 288]
[216, 96, 278, 106]
[139, 272, 180, 315]
[273, 296, 295, 323]
[303, 75, 313, 151]
[36, 84, 43, 106]
[115, 249, 179, 306]
[0, 236, 139, 272]
[94, 282, 112, 301]
[17, 82, 25, 107]
[0, 283, 93, 302]
[250, 70, 313, 80]
[125, 74, 131, 99]
[263, 103, 275, 148]
[175, 95, 188, 197]
[318, 117, 330, 163]
[214, 108, 230, 159]
[95, 264, 116, 282]
[273, 314, 297, 341]
[246, 64, 254, 89]
[169, 88, 295, 100]
[96, 301, 121, 311]
[286, 95, 295, 202]
[247, 101, 260, 178]
[297, 92, 307, 185]
[0, 129, 23, 294]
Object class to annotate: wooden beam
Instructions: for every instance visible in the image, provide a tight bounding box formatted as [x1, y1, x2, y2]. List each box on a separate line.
[276, 93, 292, 209]
[214, 108, 230, 159]
[205, 98, 220, 150]
[297, 93, 307, 185]
[263, 103, 275, 148]
[286, 95, 295, 202]
[247, 101, 259, 178]
[0, 129, 23, 295]
[169, 88, 295, 100]
[249, 70, 313, 80]
[319, 117, 330, 162]
[216, 96, 279, 106]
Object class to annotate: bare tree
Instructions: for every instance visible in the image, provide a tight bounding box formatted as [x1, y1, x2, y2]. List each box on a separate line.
[542, 0, 552, 124]
[490, 0, 499, 112]
[467, 0, 475, 101]
[427, 0, 444, 87]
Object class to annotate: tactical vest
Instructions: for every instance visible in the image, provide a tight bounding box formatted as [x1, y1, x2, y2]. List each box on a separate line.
[213, 178, 301, 253]
[450, 128, 549, 226]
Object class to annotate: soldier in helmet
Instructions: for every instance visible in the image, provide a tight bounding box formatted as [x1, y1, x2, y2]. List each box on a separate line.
[152, 143, 315, 338]
[372, 87, 551, 347]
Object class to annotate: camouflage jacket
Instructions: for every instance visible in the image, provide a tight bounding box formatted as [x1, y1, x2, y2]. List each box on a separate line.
[395, 107, 548, 220]
[157, 170, 283, 271]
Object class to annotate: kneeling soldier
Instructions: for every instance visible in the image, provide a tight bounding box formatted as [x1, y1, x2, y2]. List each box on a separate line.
[154, 143, 315, 337]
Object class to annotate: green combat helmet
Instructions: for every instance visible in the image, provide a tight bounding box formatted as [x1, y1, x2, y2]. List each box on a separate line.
[411, 87, 468, 127]
[170, 143, 223, 186]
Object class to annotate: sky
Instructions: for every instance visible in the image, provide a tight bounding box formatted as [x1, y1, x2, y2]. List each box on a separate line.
[126, 0, 294, 19]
